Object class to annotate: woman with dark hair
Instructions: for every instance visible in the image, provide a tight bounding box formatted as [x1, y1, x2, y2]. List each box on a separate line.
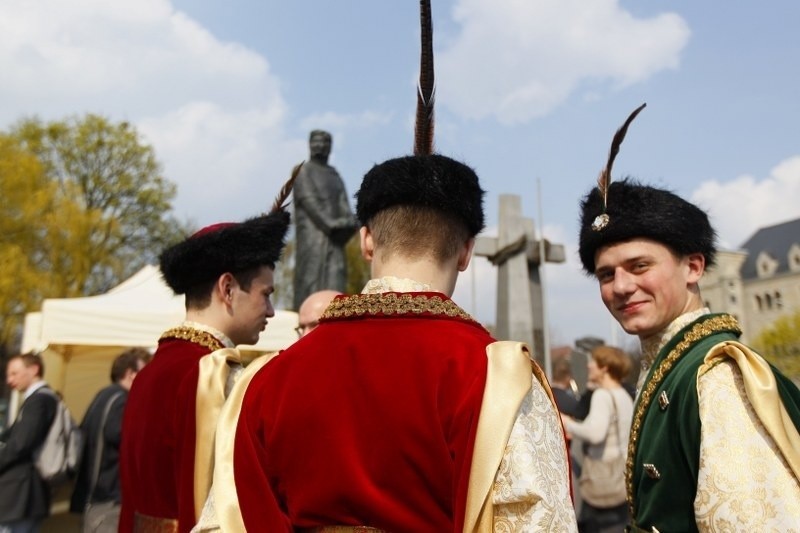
[563, 346, 633, 533]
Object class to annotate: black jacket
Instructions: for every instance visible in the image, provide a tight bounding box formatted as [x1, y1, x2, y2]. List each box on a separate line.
[0, 385, 58, 522]
[70, 383, 127, 512]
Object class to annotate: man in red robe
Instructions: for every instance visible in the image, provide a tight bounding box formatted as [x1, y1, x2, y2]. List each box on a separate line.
[203, 155, 577, 532]
[118, 208, 291, 533]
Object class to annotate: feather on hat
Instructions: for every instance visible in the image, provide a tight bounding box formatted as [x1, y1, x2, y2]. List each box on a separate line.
[354, 0, 485, 236]
[578, 105, 717, 274]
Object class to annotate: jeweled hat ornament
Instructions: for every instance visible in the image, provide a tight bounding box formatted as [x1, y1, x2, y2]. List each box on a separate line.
[577, 104, 718, 274]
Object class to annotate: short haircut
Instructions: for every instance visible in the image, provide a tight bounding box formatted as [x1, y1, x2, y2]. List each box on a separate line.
[552, 358, 573, 382]
[591, 345, 631, 382]
[9, 351, 45, 378]
[184, 266, 265, 310]
[110, 347, 151, 383]
[369, 205, 471, 264]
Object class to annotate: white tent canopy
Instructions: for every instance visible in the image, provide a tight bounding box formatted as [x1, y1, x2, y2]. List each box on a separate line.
[20, 265, 298, 419]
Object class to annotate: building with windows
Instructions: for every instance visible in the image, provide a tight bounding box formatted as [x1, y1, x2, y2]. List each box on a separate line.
[701, 217, 800, 343]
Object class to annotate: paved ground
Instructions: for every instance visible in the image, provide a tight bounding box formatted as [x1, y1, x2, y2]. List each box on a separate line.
[41, 487, 81, 532]
[42, 510, 80, 532]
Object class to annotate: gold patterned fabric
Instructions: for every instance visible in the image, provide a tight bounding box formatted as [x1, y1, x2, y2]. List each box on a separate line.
[491, 373, 578, 532]
[694, 346, 800, 531]
[133, 512, 178, 533]
[464, 341, 577, 533]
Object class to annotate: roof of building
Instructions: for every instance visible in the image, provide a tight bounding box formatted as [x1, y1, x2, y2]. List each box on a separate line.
[739, 217, 800, 279]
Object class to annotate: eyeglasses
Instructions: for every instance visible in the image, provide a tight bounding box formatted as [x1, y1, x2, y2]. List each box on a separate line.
[294, 320, 319, 337]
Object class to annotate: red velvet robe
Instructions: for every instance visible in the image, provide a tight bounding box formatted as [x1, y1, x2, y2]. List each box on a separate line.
[119, 330, 223, 533]
[234, 292, 492, 532]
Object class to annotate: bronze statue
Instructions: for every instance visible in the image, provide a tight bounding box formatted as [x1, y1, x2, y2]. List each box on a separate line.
[293, 130, 358, 310]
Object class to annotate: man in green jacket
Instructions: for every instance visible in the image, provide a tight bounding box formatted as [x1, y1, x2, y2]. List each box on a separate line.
[577, 105, 800, 532]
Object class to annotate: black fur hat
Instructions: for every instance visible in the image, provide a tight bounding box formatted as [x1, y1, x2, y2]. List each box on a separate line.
[159, 211, 290, 295]
[578, 178, 717, 274]
[355, 154, 485, 236]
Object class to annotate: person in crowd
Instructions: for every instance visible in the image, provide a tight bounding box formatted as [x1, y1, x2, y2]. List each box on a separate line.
[578, 103, 800, 531]
[119, 178, 294, 533]
[562, 346, 633, 533]
[295, 290, 342, 338]
[551, 357, 580, 418]
[70, 347, 149, 532]
[0, 353, 58, 533]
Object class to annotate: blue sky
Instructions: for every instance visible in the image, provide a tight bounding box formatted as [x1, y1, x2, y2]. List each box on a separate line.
[2, 0, 799, 347]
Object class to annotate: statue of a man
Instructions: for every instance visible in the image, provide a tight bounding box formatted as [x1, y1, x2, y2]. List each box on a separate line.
[293, 130, 358, 310]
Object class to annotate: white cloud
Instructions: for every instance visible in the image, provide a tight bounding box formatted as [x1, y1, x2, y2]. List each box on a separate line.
[299, 110, 394, 133]
[0, 0, 279, 122]
[0, 0, 299, 227]
[438, 0, 689, 123]
[691, 156, 800, 249]
[138, 102, 306, 225]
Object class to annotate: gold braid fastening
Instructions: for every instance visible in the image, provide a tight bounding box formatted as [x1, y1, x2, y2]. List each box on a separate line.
[159, 326, 225, 352]
[625, 314, 741, 518]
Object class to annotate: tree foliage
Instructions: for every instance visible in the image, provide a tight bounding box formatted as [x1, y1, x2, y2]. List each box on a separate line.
[753, 310, 800, 381]
[0, 115, 188, 352]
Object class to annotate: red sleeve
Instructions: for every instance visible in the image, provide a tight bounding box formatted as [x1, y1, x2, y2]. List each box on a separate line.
[175, 363, 201, 533]
[233, 376, 292, 532]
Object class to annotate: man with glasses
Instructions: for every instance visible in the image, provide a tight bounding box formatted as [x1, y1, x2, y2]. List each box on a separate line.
[295, 290, 342, 338]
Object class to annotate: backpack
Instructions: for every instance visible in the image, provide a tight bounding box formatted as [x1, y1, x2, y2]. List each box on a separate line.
[33, 388, 84, 486]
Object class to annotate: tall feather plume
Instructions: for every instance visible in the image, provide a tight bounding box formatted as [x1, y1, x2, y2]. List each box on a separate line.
[270, 161, 303, 213]
[597, 103, 647, 209]
[414, 0, 435, 156]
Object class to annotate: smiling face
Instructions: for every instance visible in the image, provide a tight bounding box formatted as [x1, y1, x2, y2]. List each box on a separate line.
[227, 266, 276, 346]
[594, 238, 705, 340]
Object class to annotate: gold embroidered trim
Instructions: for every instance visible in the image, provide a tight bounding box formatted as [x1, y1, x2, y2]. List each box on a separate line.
[133, 512, 178, 533]
[625, 314, 741, 517]
[320, 292, 478, 324]
[159, 326, 225, 352]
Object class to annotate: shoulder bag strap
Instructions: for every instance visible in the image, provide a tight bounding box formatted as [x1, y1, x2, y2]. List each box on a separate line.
[609, 390, 623, 457]
[87, 391, 124, 504]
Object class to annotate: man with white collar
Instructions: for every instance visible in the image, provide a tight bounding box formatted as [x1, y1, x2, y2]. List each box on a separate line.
[578, 105, 800, 532]
[210, 153, 577, 532]
[0, 352, 57, 533]
[119, 204, 292, 533]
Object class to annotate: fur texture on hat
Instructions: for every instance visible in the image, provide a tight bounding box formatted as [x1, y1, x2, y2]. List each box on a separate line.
[159, 211, 290, 294]
[355, 154, 485, 236]
[578, 178, 717, 274]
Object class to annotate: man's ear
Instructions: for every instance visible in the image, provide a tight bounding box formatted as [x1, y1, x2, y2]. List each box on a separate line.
[457, 238, 476, 272]
[685, 252, 706, 284]
[359, 226, 374, 262]
[216, 272, 236, 303]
